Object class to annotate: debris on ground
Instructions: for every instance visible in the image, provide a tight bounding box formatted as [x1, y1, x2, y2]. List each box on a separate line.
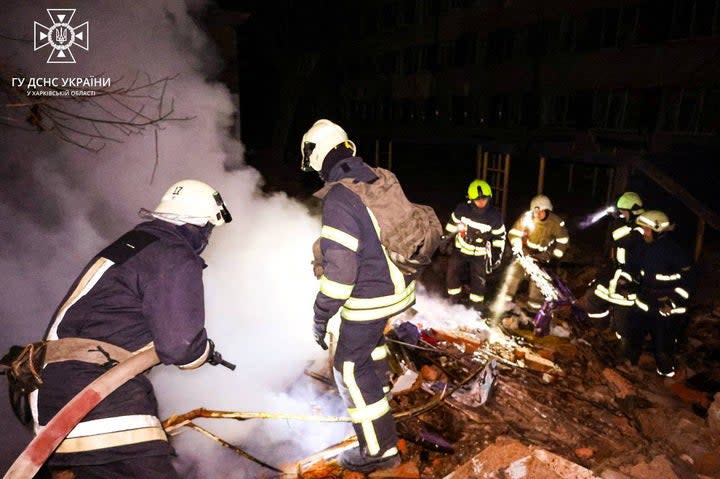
[294, 283, 720, 478]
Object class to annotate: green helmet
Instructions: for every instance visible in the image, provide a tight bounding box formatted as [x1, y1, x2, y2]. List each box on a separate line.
[616, 191, 644, 213]
[467, 179, 492, 200]
[636, 210, 671, 233]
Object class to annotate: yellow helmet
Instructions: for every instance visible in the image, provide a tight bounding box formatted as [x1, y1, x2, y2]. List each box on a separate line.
[616, 191, 644, 214]
[467, 179, 492, 199]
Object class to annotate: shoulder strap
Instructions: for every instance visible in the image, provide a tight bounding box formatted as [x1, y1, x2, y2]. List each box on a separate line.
[44, 337, 132, 366]
[99, 230, 159, 265]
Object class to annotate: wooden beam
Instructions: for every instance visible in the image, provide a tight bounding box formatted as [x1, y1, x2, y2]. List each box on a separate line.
[632, 157, 720, 232]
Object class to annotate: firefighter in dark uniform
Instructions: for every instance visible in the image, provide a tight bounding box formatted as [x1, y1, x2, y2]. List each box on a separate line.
[502, 194, 570, 314]
[441, 179, 506, 310]
[622, 210, 693, 377]
[580, 192, 646, 330]
[302, 119, 414, 472]
[37, 179, 232, 478]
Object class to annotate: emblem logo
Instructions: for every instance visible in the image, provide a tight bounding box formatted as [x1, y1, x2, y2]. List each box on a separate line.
[34, 9, 89, 64]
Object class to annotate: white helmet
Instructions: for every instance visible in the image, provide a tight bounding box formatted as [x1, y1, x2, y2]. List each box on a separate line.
[530, 194, 553, 212]
[636, 210, 672, 233]
[300, 119, 356, 172]
[142, 179, 232, 227]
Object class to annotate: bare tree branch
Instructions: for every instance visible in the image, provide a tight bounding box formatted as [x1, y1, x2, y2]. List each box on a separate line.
[1, 67, 194, 151]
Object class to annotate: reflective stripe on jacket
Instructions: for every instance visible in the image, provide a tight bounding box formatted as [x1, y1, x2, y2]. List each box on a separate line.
[508, 211, 569, 259]
[313, 157, 416, 323]
[445, 201, 506, 257]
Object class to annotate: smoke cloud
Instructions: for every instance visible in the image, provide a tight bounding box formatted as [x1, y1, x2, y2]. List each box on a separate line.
[0, 1, 350, 476]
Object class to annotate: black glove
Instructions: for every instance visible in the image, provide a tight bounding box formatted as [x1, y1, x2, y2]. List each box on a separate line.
[313, 318, 328, 350]
[533, 251, 552, 264]
[439, 235, 455, 255]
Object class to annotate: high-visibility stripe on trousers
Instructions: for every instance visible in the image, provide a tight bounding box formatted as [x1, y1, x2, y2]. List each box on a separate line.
[333, 318, 397, 456]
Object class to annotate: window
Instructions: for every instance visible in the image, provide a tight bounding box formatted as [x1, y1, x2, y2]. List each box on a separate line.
[606, 90, 627, 128]
[381, 3, 398, 30]
[424, 97, 440, 123]
[572, 91, 594, 129]
[520, 93, 540, 127]
[579, 7, 623, 50]
[527, 23, 547, 57]
[379, 52, 398, 76]
[671, 0, 694, 38]
[377, 96, 392, 122]
[700, 87, 720, 133]
[623, 89, 661, 132]
[676, 90, 700, 131]
[454, 33, 477, 67]
[402, 0, 416, 25]
[694, 0, 719, 36]
[486, 29, 514, 64]
[592, 90, 628, 129]
[489, 94, 509, 127]
[452, 95, 470, 125]
[660, 88, 703, 132]
[618, 5, 639, 47]
[403, 47, 417, 74]
[559, 15, 577, 51]
[635, 0, 673, 44]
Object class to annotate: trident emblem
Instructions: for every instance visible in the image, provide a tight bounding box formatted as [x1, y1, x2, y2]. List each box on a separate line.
[34, 9, 89, 64]
[54, 27, 68, 45]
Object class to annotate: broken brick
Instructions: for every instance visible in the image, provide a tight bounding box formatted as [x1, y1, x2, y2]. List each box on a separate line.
[368, 461, 420, 478]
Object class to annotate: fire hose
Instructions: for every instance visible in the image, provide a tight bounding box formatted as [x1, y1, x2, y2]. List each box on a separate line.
[3, 343, 235, 479]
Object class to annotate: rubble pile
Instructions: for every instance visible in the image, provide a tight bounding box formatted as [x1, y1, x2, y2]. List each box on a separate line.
[297, 296, 720, 479]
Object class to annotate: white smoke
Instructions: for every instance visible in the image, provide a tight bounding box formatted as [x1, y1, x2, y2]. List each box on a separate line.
[0, 1, 350, 476]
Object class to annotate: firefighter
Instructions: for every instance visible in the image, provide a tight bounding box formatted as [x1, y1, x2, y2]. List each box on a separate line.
[579, 192, 646, 330]
[620, 210, 693, 377]
[37, 179, 232, 478]
[302, 119, 412, 472]
[441, 179, 506, 311]
[502, 194, 570, 315]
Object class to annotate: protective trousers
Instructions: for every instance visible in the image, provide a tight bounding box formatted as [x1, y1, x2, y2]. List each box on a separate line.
[446, 251, 487, 306]
[503, 260, 544, 312]
[580, 287, 631, 331]
[615, 310, 680, 375]
[49, 454, 180, 479]
[333, 318, 397, 457]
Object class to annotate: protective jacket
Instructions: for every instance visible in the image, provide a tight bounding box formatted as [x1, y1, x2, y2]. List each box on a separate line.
[312, 157, 416, 324]
[622, 232, 693, 376]
[313, 155, 413, 459]
[508, 211, 569, 261]
[632, 234, 692, 316]
[504, 210, 569, 312]
[38, 219, 211, 466]
[444, 201, 506, 305]
[593, 217, 645, 307]
[445, 201, 506, 259]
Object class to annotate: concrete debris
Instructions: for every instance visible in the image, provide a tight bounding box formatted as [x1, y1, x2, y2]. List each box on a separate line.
[391, 369, 420, 395]
[601, 368, 637, 399]
[443, 436, 600, 479]
[707, 392, 720, 434]
[619, 455, 682, 479]
[367, 462, 420, 478]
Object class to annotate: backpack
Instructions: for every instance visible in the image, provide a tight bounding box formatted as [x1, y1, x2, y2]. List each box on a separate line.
[317, 167, 443, 275]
